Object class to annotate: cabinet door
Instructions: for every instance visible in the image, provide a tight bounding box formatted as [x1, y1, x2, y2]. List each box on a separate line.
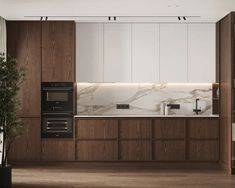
[188, 24, 215, 82]
[8, 118, 41, 162]
[41, 140, 75, 161]
[160, 24, 188, 82]
[76, 23, 103, 82]
[154, 141, 185, 161]
[153, 119, 185, 139]
[188, 140, 219, 161]
[132, 24, 160, 82]
[7, 21, 41, 117]
[119, 119, 152, 139]
[42, 21, 75, 82]
[120, 141, 152, 161]
[187, 119, 219, 139]
[76, 119, 118, 139]
[76, 141, 118, 161]
[104, 24, 131, 82]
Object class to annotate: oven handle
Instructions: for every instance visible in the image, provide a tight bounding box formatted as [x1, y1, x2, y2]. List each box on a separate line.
[47, 122, 68, 125]
[42, 87, 72, 91]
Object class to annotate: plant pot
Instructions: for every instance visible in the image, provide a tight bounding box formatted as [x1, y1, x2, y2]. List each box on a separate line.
[0, 165, 12, 188]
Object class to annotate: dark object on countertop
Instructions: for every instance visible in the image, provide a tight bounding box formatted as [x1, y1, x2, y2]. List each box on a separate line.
[116, 104, 130, 109]
[167, 104, 180, 109]
[193, 98, 201, 115]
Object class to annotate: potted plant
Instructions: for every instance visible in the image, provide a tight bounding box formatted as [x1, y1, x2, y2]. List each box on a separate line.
[0, 53, 25, 188]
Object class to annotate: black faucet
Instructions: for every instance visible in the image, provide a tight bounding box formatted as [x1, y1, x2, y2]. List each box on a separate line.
[193, 98, 201, 115]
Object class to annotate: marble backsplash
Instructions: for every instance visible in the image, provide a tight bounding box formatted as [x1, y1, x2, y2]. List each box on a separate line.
[77, 83, 212, 115]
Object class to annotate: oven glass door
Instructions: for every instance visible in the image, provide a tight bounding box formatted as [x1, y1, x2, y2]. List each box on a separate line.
[42, 88, 73, 112]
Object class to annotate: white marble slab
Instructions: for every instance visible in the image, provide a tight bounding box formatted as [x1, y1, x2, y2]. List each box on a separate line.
[77, 83, 213, 116]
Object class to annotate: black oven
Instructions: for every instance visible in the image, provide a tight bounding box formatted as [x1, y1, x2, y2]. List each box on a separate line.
[41, 82, 74, 138]
[41, 82, 73, 113]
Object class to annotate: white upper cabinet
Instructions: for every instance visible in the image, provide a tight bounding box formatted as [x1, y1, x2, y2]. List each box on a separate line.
[188, 24, 215, 83]
[76, 23, 104, 82]
[160, 24, 188, 82]
[103, 24, 132, 82]
[132, 24, 160, 82]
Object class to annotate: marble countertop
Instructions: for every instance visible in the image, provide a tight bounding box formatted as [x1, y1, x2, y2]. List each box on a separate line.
[74, 114, 219, 118]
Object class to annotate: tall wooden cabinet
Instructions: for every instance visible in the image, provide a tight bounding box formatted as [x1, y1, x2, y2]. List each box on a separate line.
[7, 21, 41, 117]
[42, 21, 75, 82]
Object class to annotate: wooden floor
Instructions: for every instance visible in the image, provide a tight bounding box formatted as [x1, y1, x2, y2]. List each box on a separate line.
[12, 163, 235, 188]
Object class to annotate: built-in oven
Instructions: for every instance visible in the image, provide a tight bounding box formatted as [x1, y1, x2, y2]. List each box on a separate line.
[41, 82, 73, 113]
[41, 82, 74, 138]
[41, 114, 73, 138]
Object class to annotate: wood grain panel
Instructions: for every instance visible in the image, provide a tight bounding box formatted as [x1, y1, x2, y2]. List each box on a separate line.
[188, 119, 219, 139]
[8, 118, 41, 162]
[41, 140, 75, 161]
[188, 140, 219, 161]
[42, 21, 75, 82]
[120, 141, 152, 161]
[154, 141, 185, 161]
[7, 21, 41, 117]
[153, 119, 185, 139]
[76, 141, 118, 161]
[119, 119, 151, 139]
[76, 119, 118, 139]
[219, 13, 233, 173]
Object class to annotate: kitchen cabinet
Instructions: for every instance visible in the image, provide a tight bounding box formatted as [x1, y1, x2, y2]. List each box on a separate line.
[41, 140, 75, 161]
[76, 119, 118, 139]
[42, 21, 75, 82]
[120, 140, 152, 161]
[188, 24, 215, 82]
[76, 141, 118, 161]
[7, 21, 41, 117]
[76, 23, 103, 82]
[132, 24, 160, 82]
[8, 118, 41, 162]
[154, 141, 185, 161]
[103, 24, 132, 82]
[160, 24, 188, 82]
[119, 119, 152, 139]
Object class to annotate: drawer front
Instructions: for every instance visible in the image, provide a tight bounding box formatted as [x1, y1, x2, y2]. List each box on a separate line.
[154, 119, 185, 139]
[119, 119, 152, 139]
[188, 119, 219, 139]
[154, 141, 185, 161]
[188, 140, 219, 161]
[76, 119, 118, 139]
[120, 141, 152, 161]
[76, 141, 118, 161]
[41, 140, 75, 161]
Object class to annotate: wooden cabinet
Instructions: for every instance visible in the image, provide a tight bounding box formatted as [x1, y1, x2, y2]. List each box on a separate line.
[76, 141, 117, 161]
[104, 24, 132, 82]
[41, 140, 75, 161]
[188, 140, 219, 161]
[42, 21, 75, 82]
[132, 24, 160, 82]
[187, 119, 219, 139]
[76, 119, 118, 139]
[8, 118, 41, 162]
[119, 119, 151, 139]
[76, 23, 103, 82]
[160, 24, 188, 82]
[154, 141, 185, 161]
[187, 118, 219, 161]
[188, 24, 215, 82]
[153, 119, 185, 139]
[7, 21, 41, 117]
[120, 141, 152, 161]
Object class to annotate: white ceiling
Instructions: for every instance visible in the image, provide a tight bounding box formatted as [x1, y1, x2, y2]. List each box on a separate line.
[0, 0, 235, 22]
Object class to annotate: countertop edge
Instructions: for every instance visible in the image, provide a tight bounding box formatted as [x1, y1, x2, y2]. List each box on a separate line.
[74, 115, 219, 118]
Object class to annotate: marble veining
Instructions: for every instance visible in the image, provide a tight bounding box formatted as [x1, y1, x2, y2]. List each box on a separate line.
[77, 83, 212, 115]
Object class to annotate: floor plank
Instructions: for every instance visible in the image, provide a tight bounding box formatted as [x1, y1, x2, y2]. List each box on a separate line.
[12, 163, 235, 188]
